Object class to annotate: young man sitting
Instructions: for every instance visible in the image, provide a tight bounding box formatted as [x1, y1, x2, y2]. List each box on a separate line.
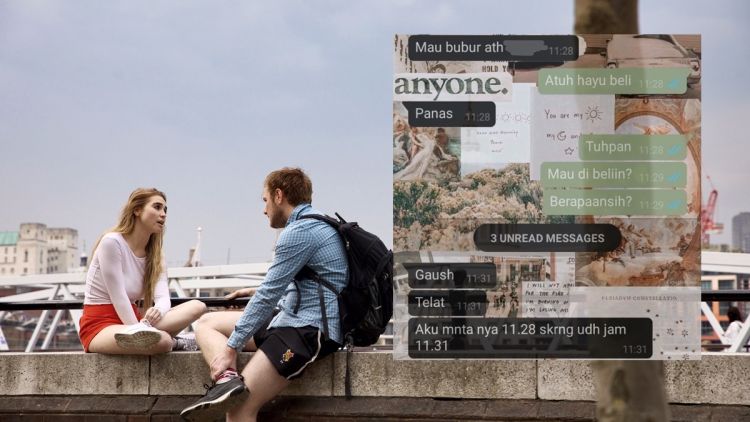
[181, 167, 348, 422]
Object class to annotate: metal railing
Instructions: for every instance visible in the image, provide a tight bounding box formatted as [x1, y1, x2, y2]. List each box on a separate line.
[1, 265, 747, 353]
[0, 263, 268, 352]
[0, 263, 394, 352]
[0, 297, 251, 311]
[699, 290, 750, 353]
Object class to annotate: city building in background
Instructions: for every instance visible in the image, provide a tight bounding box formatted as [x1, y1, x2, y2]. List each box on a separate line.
[0, 223, 81, 351]
[732, 212, 750, 253]
[0, 223, 79, 276]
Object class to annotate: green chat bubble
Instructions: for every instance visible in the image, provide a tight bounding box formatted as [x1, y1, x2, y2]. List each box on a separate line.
[543, 189, 687, 216]
[538, 68, 691, 94]
[579, 134, 688, 160]
[541, 162, 686, 188]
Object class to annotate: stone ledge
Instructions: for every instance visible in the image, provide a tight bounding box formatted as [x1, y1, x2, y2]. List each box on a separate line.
[1, 351, 749, 405]
[148, 350, 335, 396]
[0, 352, 149, 395]
[331, 351, 537, 399]
[538, 353, 750, 405]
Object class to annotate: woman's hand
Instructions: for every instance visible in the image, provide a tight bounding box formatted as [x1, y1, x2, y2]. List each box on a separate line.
[142, 307, 162, 326]
[224, 288, 256, 300]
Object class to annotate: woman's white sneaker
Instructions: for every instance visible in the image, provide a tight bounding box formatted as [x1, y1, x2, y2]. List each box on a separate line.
[115, 322, 162, 350]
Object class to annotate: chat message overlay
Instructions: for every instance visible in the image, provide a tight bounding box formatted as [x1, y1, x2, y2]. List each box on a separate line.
[392, 34, 701, 361]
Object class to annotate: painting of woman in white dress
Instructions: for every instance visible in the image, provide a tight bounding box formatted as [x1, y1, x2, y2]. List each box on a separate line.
[392, 103, 460, 183]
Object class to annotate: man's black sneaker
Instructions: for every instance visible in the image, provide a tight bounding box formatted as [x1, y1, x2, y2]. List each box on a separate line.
[180, 376, 249, 421]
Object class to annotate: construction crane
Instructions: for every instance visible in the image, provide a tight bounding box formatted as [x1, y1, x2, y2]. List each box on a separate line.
[701, 175, 724, 246]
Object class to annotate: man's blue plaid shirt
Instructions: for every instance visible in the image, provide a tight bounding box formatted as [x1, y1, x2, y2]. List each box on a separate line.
[227, 204, 348, 349]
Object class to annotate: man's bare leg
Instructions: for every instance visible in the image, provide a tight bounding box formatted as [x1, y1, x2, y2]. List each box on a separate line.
[195, 311, 256, 366]
[180, 311, 266, 421]
[226, 349, 290, 422]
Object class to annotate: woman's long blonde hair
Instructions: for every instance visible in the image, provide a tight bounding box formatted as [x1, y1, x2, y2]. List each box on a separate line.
[91, 188, 166, 313]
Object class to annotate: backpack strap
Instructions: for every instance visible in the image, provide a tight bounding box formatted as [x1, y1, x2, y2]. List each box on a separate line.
[295, 266, 339, 293]
[298, 213, 342, 227]
[317, 281, 328, 340]
[345, 346, 353, 398]
[293, 265, 340, 340]
[298, 263, 356, 400]
[292, 213, 348, 341]
[291, 279, 302, 314]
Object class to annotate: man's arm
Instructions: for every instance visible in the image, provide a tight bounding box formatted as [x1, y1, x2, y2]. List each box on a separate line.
[224, 287, 256, 300]
[226, 226, 316, 350]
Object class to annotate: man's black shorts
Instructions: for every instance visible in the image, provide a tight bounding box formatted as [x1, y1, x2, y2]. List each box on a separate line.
[253, 323, 341, 380]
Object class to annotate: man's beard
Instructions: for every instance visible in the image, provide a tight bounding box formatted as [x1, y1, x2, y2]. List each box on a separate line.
[269, 211, 286, 229]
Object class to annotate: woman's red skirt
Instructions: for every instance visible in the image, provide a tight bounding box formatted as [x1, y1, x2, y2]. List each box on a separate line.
[79, 304, 140, 352]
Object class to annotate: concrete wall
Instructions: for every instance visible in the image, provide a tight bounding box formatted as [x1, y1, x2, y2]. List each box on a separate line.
[0, 351, 747, 405]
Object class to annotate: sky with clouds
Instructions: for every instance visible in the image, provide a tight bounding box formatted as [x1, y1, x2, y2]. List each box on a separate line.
[1, 0, 747, 266]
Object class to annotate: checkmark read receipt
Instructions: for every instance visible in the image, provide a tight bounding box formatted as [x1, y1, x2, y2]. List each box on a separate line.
[392, 34, 702, 361]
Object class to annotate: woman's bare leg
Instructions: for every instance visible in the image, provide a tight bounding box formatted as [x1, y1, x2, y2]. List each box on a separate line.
[87, 324, 173, 355]
[153, 299, 207, 337]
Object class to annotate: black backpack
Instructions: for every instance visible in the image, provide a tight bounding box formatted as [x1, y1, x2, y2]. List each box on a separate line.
[293, 212, 393, 348]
